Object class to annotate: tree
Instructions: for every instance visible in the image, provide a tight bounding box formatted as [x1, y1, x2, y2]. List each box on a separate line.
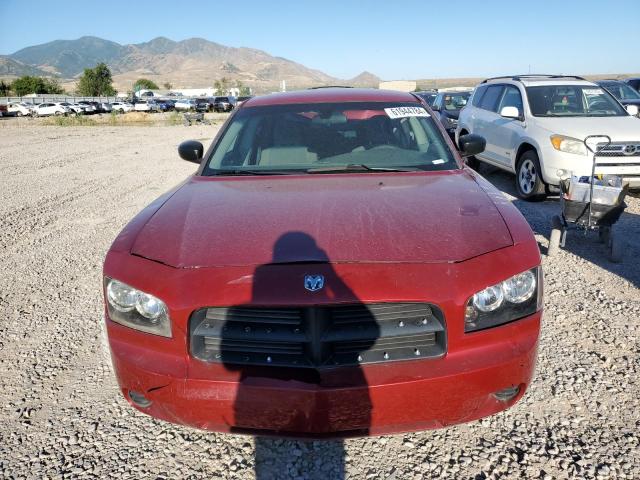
[214, 77, 231, 95]
[133, 78, 159, 91]
[0, 80, 10, 96]
[163, 81, 172, 90]
[10, 76, 64, 96]
[235, 80, 251, 97]
[43, 78, 64, 94]
[76, 63, 116, 96]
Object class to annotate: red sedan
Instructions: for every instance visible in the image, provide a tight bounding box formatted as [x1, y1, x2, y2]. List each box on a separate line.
[103, 88, 542, 438]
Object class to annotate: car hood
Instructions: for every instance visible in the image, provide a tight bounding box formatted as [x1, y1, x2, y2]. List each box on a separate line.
[130, 171, 513, 268]
[540, 116, 640, 141]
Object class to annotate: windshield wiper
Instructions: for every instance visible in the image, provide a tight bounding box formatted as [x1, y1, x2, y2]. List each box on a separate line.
[307, 164, 418, 174]
[213, 169, 294, 176]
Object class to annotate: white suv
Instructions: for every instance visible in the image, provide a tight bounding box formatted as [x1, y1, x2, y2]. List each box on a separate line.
[457, 75, 640, 200]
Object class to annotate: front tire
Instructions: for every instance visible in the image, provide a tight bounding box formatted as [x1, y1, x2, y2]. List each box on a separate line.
[516, 151, 547, 201]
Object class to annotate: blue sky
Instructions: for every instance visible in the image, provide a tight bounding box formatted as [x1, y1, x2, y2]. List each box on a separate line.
[1, 0, 638, 79]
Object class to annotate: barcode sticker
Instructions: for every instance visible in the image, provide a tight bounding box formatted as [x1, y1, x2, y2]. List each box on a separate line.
[385, 106, 430, 119]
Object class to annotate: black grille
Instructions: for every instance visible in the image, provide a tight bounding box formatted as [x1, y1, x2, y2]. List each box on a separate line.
[596, 142, 640, 157]
[189, 303, 446, 368]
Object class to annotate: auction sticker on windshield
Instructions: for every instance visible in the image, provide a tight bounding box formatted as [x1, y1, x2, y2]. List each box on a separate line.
[385, 106, 430, 119]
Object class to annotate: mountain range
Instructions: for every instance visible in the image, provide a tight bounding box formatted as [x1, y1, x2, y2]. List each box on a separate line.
[2, 36, 381, 92]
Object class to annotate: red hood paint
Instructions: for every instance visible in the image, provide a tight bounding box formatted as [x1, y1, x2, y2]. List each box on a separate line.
[130, 171, 513, 268]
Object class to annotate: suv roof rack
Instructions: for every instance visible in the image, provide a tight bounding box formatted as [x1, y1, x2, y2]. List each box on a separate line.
[481, 74, 587, 84]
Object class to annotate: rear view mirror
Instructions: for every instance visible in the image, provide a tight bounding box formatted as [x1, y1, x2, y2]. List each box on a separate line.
[500, 106, 521, 119]
[178, 140, 204, 163]
[626, 104, 639, 116]
[458, 134, 486, 158]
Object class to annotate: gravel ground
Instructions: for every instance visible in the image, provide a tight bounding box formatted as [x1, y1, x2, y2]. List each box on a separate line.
[0, 123, 638, 479]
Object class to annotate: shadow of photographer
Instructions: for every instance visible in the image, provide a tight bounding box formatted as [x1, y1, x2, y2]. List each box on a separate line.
[220, 232, 379, 479]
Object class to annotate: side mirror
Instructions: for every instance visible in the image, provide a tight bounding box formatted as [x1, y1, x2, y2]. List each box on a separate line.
[178, 140, 204, 163]
[458, 133, 486, 158]
[626, 104, 639, 116]
[500, 106, 521, 119]
[431, 104, 441, 111]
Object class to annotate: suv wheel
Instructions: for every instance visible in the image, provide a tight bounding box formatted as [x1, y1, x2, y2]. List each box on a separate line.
[516, 151, 547, 201]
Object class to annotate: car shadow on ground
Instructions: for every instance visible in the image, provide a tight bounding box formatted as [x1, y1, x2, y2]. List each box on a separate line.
[219, 232, 379, 479]
[477, 164, 640, 289]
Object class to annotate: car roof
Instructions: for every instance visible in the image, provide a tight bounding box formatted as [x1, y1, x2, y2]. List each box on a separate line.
[482, 75, 596, 88]
[244, 87, 419, 107]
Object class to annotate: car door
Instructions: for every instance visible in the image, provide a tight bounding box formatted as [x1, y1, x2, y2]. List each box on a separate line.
[490, 85, 525, 169]
[473, 84, 505, 165]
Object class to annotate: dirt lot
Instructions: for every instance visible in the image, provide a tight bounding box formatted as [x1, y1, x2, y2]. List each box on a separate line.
[0, 123, 638, 479]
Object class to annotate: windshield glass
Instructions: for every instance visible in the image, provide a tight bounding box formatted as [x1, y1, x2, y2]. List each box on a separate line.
[601, 82, 640, 100]
[526, 85, 627, 117]
[203, 102, 458, 175]
[443, 92, 470, 111]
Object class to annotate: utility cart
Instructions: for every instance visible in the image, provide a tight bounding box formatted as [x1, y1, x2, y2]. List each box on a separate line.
[183, 112, 211, 126]
[548, 135, 628, 262]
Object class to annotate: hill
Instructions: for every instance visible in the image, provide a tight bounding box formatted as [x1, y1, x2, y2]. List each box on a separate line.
[8, 36, 339, 92]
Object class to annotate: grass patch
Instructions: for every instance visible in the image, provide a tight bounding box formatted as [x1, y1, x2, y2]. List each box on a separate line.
[166, 111, 183, 126]
[43, 115, 97, 126]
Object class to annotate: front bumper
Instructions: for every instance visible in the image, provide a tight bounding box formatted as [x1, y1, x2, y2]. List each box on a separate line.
[104, 237, 542, 438]
[107, 311, 540, 438]
[539, 144, 640, 188]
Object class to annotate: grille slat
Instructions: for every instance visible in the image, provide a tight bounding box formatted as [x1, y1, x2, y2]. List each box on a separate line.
[190, 303, 446, 368]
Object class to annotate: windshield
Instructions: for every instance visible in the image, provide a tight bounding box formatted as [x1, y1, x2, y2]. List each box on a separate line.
[601, 82, 640, 101]
[526, 85, 627, 117]
[443, 92, 470, 111]
[203, 102, 458, 176]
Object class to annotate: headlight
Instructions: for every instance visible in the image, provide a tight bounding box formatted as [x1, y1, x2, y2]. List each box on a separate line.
[550, 135, 588, 155]
[104, 278, 172, 337]
[465, 267, 542, 332]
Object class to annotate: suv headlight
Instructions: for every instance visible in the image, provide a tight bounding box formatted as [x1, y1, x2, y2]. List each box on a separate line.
[550, 135, 588, 155]
[464, 267, 542, 332]
[104, 278, 172, 337]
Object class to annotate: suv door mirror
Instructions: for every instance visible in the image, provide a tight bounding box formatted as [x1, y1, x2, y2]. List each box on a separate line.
[458, 134, 486, 158]
[431, 103, 440, 111]
[178, 140, 204, 163]
[626, 104, 639, 116]
[500, 106, 521, 119]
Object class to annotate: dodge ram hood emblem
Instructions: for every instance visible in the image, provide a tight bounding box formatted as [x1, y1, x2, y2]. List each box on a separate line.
[304, 274, 325, 292]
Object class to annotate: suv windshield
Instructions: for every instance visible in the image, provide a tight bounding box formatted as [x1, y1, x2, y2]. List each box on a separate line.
[526, 85, 627, 117]
[203, 102, 457, 175]
[601, 82, 640, 101]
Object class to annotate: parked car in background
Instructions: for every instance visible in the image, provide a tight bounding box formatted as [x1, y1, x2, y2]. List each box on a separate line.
[57, 102, 85, 114]
[77, 101, 97, 114]
[174, 99, 195, 111]
[103, 87, 542, 438]
[100, 102, 113, 113]
[457, 74, 640, 200]
[236, 95, 253, 107]
[0, 103, 7, 117]
[155, 99, 175, 111]
[7, 102, 35, 116]
[596, 80, 640, 113]
[33, 102, 71, 116]
[625, 78, 640, 92]
[111, 102, 134, 113]
[194, 98, 210, 113]
[430, 91, 471, 140]
[213, 96, 234, 112]
[414, 90, 438, 106]
[134, 101, 160, 112]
